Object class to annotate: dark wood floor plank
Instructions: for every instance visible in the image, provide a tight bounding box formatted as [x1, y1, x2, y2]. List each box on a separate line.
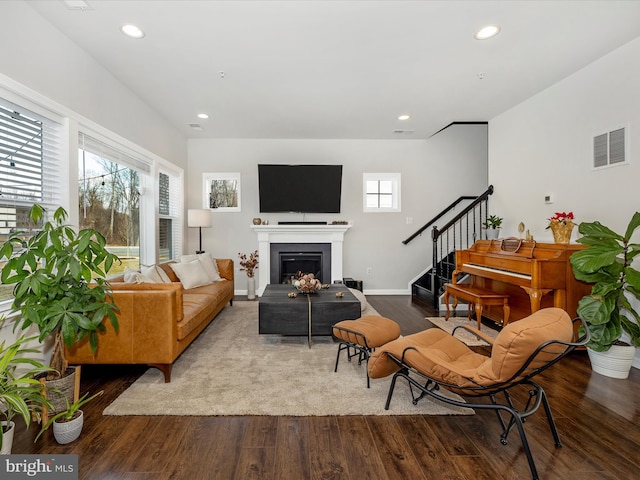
[274, 417, 310, 480]
[242, 416, 279, 448]
[365, 416, 427, 480]
[307, 416, 349, 480]
[336, 416, 389, 479]
[394, 415, 467, 480]
[234, 447, 276, 480]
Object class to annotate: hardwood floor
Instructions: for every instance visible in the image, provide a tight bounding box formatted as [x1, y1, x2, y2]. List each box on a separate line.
[12, 296, 640, 479]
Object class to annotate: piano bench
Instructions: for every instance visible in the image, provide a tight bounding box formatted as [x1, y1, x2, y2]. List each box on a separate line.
[443, 283, 510, 330]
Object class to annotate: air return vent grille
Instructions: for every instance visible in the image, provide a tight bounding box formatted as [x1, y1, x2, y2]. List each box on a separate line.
[593, 126, 627, 169]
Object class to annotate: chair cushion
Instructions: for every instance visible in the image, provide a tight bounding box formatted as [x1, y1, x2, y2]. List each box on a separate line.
[333, 316, 401, 348]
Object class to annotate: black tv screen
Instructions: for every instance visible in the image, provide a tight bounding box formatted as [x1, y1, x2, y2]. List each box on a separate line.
[258, 164, 343, 213]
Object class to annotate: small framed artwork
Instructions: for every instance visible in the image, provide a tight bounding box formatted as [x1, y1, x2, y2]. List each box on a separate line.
[203, 172, 241, 212]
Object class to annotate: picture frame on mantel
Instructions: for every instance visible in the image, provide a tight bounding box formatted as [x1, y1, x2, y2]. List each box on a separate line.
[203, 172, 241, 212]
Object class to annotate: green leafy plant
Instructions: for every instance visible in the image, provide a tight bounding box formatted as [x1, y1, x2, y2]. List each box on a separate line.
[570, 212, 640, 351]
[35, 390, 103, 442]
[482, 215, 503, 229]
[0, 204, 120, 378]
[0, 333, 54, 449]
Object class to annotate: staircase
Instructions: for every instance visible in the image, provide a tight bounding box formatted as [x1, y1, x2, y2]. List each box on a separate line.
[405, 185, 494, 309]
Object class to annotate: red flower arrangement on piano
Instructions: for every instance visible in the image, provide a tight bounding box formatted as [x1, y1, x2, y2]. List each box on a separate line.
[546, 211, 574, 229]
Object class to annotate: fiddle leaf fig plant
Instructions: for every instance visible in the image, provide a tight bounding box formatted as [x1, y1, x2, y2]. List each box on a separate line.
[570, 212, 640, 352]
[0, 204, 120, 378]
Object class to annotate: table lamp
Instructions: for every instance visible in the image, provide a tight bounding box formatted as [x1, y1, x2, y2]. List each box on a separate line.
[187, 209, 212, 254]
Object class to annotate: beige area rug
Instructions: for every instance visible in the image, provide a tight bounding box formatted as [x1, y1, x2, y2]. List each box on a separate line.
[104, 302, 472, 416]
[426, 317, 500, 346]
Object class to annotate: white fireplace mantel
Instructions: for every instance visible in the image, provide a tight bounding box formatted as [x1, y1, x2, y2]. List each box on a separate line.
[251, 224, 351, 296]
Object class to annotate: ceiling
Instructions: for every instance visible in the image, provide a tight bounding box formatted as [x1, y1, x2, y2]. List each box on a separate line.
[26, 0, 640, 140]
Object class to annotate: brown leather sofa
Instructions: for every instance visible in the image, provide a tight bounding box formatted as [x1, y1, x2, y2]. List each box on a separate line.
[65, 259, 234, 382]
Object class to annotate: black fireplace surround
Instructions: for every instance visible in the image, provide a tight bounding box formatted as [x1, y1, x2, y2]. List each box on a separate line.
[270, 243, 331, 284]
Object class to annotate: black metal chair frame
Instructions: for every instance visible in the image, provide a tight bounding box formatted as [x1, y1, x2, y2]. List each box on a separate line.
[333, 325, 377, 388]
[383, 317, 589, 480]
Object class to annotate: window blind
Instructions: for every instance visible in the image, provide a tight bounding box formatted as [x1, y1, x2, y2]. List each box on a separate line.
[78, 133, 151, 173]
[0, 99, 62, 208]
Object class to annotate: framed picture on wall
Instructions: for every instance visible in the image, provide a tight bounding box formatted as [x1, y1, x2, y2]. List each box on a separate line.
[203, 172, 241, 212]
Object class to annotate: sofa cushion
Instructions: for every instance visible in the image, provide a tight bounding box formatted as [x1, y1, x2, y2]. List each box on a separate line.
[180, 253, 222, 282]
[141, 264, 172, 283]
[170, 260, 213, 289]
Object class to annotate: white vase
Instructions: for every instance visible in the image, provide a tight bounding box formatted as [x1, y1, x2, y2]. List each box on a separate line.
[53, 411, 84, 444]
[247, 276, 256, 300]
[1, 421, 15, 455]
[588, 345, 636, 379]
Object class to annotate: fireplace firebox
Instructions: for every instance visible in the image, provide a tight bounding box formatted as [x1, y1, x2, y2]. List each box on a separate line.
[270, 243, 331, 284]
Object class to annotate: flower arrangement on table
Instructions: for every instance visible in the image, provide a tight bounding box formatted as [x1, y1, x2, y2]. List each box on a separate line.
[546, 212, 575, 243]
[238, 250, 259, 277]
[293, 271, 322, 293]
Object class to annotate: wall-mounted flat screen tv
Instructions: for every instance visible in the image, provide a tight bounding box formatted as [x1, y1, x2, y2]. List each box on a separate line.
[258, 164, 343, 213]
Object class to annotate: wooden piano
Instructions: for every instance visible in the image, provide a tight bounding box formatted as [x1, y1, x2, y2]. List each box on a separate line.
[451, 239, 592, 325]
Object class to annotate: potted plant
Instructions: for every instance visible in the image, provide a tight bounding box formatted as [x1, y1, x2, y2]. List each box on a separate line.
[1, 333, 54, 454]
[482, 215, 503, 240]
[35, 390, 103, 444]
[570, 212, 640, 379]
[238, 250, 259, 300]
[0, 204, 120, 411]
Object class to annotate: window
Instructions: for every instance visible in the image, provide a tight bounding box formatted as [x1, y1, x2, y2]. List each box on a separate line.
[78, 133, 151, 275]
[158, 169, 182, 262]
[0, 98, 63, 304]
[363, 173, 401, 212]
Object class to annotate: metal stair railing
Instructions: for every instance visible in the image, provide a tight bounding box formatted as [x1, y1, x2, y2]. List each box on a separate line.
[405, 185, 494, 309]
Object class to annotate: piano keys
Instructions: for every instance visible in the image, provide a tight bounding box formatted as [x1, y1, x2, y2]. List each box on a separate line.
[452, 239, 592, 325]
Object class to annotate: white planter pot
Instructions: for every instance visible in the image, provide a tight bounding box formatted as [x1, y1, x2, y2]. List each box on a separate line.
[1, 421, 15, 455]
[53, 410, 84, 444]
[485, 229, 500, 240]
[588, 345, 636, 379]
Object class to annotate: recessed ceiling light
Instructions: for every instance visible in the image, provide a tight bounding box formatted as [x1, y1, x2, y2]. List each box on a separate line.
[121, 24, 145, 39]
[63, 0, 92, 10]
[197, 113, 209, 119]
[475, 25, 501, 40]
[398, 114, 410, 121]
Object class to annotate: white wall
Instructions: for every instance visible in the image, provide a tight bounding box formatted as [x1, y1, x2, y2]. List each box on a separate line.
[489, 36, 640, 240]
[0, 1, 186, 168]
[489, 36, 640, 368]
[187, 124, 488, 293]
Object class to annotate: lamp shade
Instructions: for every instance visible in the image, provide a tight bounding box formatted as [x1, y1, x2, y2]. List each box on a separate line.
[187, 209, 212, 228]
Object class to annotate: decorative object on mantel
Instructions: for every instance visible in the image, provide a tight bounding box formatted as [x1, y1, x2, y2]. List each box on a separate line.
[546, 211, 575, 244]
[252, 217, 262, 225]
[238, 250, 259, 300]
[293, 271, 322, 294]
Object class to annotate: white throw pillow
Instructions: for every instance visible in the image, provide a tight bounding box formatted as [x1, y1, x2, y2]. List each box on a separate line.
[179, 253, 222, 282]
[140, 264, 163, 283]
[123, 266, 143, 284]
[170, 260, 213, 289]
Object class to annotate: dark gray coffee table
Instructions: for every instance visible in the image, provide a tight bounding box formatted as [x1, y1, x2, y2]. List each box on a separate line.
[258, 284, 361, 347]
